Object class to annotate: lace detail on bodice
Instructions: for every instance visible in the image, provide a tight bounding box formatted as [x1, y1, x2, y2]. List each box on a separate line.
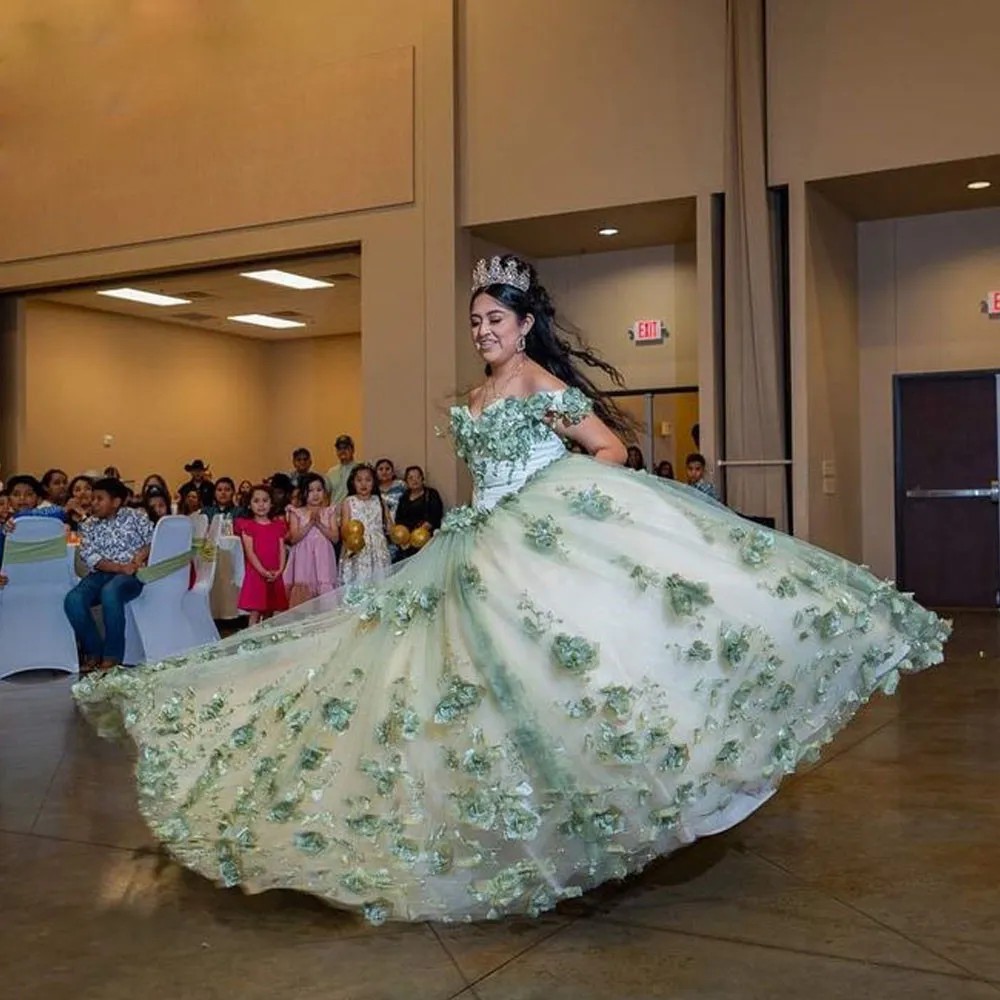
[449, 388, 593, 510]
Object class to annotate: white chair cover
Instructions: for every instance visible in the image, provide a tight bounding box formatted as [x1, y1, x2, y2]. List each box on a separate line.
[124, 515, 201, 665]
[182, 515, 221, 646]
[0, 518, 78, 678]
[189, 511, 209, 541]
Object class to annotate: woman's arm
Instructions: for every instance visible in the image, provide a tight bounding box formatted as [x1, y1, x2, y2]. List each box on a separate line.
[558, 413, 627, 465]
[427, 489, 444, 531]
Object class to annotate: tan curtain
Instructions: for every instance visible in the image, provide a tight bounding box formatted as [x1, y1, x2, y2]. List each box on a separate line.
[723, 0, 788, 530]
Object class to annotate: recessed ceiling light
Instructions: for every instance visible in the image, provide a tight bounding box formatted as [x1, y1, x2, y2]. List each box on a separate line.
[97, 288, 192, 307]
[967, 180, 992, 190]
[227, 313, 307, 330]
[239, 269, 334, 290]
[598, 227, 620, 237]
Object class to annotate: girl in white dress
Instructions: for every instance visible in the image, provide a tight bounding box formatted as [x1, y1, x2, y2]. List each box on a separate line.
[339, 463, 391, 585]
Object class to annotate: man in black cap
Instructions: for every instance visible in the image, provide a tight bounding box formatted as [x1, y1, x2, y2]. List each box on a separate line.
[178, 459, 215, 509]
[324, 435, 358, 504]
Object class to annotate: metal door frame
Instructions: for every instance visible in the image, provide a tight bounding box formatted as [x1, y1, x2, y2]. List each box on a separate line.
[893, 368, 1000, 599]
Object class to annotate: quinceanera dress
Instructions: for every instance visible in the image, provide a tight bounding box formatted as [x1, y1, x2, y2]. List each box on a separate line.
[74, 389, 949, 925]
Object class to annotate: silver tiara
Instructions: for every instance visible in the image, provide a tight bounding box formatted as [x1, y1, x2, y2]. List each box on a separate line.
[472, 255, 530, 293]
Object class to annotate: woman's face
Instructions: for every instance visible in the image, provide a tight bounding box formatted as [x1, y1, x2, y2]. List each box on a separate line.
[470, 293, 533, 367]
[147, 495, 169, 521]
[238, 480, 253, 496]
[214, 481, 234, 506]
[72, 479, 94, 510]
[45, 472, 69, 504]
[405, 468, 424, 491]
[353, 470, 374, 497]
[306, 480, 326, 506]
[182, 489, 201, 512]
[375, 461, 394, 486]
[626, 447, 644, 470]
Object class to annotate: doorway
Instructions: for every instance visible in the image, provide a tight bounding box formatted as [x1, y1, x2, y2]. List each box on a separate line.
[894, 371, 1000, 608]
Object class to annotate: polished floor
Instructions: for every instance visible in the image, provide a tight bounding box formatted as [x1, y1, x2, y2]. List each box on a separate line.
[2, 614, 998, 999]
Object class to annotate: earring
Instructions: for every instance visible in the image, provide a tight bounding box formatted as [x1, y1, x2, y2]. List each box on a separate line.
[516, 334, 527, 352]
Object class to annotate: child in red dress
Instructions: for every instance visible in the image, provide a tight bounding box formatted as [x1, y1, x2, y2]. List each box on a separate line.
[235, 485, 288, 625]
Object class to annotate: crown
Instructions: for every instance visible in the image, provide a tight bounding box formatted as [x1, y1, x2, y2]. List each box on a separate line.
[472, 255, 531, 293]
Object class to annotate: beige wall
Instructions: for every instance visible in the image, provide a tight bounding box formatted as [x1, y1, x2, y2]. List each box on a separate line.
[0, 2, 416, 259]
[768, 0, 1000, 183]
[800, 189, 862, 560]
[0, 0, 462, 504]
[20, 301, 361, 488]
[460, 0, 726, 224]
[859, 206, 1000, 578]
[538, 245, 699, 392]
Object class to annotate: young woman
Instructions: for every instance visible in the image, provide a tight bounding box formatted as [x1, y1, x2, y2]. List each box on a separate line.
[75, 254, 948, 925]
[392, 465, 444, 561]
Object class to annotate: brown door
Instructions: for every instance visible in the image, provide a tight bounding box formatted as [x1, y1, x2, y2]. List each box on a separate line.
[895, 371, 1000, 608]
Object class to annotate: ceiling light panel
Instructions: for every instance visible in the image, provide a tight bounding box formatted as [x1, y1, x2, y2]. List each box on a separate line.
[227, 313, 307, 330]
[97, 288, 192, 307]
[240, 269, 334, 290]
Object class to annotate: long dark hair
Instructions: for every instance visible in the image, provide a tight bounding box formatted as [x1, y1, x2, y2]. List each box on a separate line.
[472, 255, 637, 439]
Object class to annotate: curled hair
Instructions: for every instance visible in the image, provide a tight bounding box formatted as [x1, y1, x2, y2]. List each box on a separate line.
[472, 255, 638, 439]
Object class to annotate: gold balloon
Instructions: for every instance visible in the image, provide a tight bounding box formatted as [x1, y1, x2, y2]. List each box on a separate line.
[342, 518, 366, 553]
[409, 526, 431, 549]
[390, 524, 411, 547]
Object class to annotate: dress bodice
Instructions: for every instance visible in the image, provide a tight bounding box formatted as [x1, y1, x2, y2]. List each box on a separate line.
[449, 388, 592, 510]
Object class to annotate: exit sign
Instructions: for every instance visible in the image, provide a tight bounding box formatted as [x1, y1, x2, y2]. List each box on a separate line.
[632, 319, 665, 343]
[987, 291, 1000, 316]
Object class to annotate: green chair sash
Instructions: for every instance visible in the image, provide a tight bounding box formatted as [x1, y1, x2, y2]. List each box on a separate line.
[3, 536, 67, 565]
[137, 548, 195, 584]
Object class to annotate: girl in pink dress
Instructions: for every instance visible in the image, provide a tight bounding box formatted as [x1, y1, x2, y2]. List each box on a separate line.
[283, 473, 339, 608]
[235, 485, 288, 624]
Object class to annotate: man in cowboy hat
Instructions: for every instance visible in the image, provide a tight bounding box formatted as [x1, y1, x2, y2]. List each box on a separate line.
[178, 459, 215, 509]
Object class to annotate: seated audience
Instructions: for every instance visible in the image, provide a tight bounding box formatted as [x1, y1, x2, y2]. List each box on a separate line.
[65, 475, 96, 531]
[394, 465, 444, 561]
[64, 477, 153, 673]
[141, 474, 170, 498]
[203, 476, 242, 522]
[178, 459, 215, 508]
[39, 468, 70, 508]
[655, 460, 675, 480]
[686, 452, 721, 501]
[4, 475, 66, 524]
[236, 480, 254, 512]
[625, 446, 647, 471]
[180, 487, 203, 516]
[142, 487, 171, 524]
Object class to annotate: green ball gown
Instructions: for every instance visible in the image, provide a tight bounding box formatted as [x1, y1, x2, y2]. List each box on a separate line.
[74, 388, 949, 925]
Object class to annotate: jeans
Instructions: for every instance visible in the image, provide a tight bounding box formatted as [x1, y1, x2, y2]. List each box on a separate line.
[64, 571, 144, 663]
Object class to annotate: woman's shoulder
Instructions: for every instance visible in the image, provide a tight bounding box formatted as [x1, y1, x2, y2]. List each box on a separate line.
[523, 367, 569, 396]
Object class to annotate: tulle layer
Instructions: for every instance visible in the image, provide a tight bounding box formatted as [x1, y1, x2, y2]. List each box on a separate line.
[74, 456, 948, 923]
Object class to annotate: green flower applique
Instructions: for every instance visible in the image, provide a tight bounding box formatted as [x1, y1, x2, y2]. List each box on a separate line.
[551, 633, 599, 673]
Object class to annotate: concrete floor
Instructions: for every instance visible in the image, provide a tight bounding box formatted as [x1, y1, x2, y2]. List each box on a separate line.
[2, 613, 998, 999]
